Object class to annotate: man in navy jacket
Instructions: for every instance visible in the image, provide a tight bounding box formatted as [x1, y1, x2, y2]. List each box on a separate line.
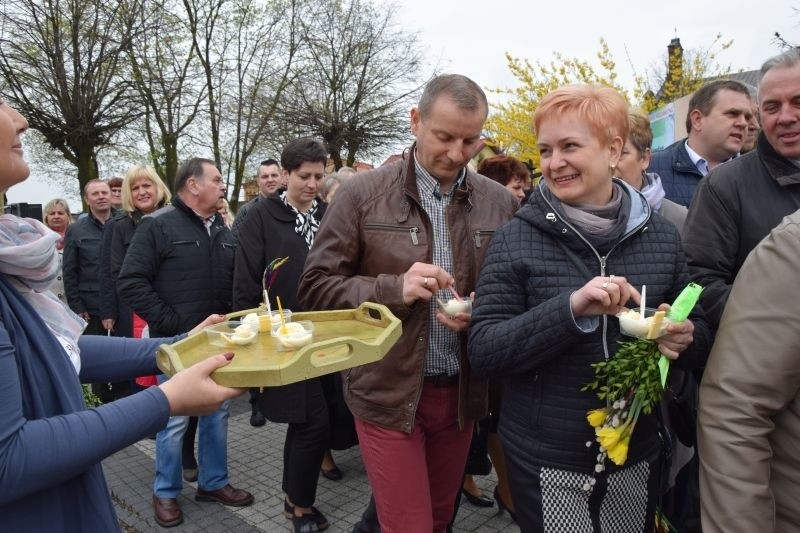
[648, 80, 752, 206]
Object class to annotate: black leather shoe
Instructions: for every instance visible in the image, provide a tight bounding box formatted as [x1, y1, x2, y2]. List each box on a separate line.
[462, 488, 494, 508]
[291, 513, 322, 533]
[284, 499, 329, 531]
[320, 466, 343, 481]
[494, 486, 517, 522]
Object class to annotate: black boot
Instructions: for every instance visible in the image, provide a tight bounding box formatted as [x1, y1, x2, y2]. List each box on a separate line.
[249, 388, 266, 427]
[352, 495, 380, 533]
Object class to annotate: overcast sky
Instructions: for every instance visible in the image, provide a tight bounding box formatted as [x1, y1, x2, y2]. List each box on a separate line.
[7, 0, 797, 209]
[389, 0, 794, 91]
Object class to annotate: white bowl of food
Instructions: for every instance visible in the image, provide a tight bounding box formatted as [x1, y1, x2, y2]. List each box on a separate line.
[436, 296, 473, 316]
[275, 320, 314, 349]
[206, 321, 259, 346]
[616, 307, 670, 340]
[243, 309, 293, 334]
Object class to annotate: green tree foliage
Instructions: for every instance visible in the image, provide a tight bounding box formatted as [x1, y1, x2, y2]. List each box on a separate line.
[483, 39, 625, 169]
[484, 36, 735, 169]
[633, 34, 733, 113]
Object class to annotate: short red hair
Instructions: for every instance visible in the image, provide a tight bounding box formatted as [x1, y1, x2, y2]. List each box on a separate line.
[534, 84, 628, 145]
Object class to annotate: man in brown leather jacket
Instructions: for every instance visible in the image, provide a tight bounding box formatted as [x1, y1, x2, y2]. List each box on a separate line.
[298, 74, 518, 532]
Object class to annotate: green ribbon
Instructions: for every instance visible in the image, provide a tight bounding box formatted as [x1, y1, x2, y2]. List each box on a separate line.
[659, 283, 704, 387]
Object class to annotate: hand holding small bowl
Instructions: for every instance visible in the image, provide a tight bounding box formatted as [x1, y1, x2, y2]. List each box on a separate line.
[616, 307, 670, 340]
[436, 296, 473, 316]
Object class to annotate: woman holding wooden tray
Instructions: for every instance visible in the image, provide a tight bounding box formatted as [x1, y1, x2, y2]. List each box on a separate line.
[0, 97, 242, 532]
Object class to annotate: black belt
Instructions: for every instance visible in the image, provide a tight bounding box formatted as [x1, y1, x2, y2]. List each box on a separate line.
[424, 374, 459, 387]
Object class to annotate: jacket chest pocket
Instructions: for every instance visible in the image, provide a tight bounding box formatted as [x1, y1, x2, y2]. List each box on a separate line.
[471, 229, 496, 266]
[364, 223, 422, 245]
[363, 223, 427, 273]
[219, 241, 236, 259]
[76, 236, 100, 249]
[472, 229, 496, 249]
[168, 240, 200, 260]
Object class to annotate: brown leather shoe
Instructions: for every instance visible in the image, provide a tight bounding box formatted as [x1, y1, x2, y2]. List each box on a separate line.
[195, 484, 254, 507]
[153, 495, 183, 528]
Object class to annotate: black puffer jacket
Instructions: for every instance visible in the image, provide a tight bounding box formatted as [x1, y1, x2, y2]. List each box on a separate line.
[469, 181, 711, 473]
[117, 197, 235, 337]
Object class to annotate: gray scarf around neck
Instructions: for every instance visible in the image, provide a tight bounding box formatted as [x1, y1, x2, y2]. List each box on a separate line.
[543, 182, 631, 254]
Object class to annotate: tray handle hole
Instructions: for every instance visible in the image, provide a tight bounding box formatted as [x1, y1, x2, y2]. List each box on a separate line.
[310, 344, 354, 368]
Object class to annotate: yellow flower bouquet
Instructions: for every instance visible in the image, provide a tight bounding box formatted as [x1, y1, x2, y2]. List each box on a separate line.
[582, 283, 703, 467]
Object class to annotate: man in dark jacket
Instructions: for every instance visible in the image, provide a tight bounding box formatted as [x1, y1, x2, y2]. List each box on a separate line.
[299, 74, 519, 532]
[677, 47, 800, 533]
[683, 49, 800, 332]
[231, 157, 281, 427]
[118, 158, 253, 528]
[648, 80, 752, 207]
[63, 179, 112, 335]
[230, 158, 281, 239]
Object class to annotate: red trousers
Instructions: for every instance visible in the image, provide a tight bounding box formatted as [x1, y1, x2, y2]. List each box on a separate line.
[355, 381, 474, 533]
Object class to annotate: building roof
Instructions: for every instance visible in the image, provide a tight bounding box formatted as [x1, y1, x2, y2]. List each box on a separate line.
[705, 69, 761, 96]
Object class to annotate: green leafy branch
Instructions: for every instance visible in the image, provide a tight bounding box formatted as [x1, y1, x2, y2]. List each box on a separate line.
[582, 339, 664, 415]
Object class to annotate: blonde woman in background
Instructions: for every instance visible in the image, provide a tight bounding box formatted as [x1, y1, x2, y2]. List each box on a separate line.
[95, 165, 172, 406]
[100, 165, 171, 338]
[216, 198, 234, 229]
[43, 198, 73, 305]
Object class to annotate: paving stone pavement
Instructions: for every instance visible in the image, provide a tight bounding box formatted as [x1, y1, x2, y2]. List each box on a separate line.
[104, 395, 521, 532]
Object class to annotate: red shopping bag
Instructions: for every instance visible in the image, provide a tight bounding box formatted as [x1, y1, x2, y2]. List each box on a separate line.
[133, 313, 158, 387]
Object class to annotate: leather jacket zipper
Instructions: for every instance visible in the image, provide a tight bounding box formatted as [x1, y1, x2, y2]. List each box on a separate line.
[473, 229, 495, 248]
[364, 223, 420, 245]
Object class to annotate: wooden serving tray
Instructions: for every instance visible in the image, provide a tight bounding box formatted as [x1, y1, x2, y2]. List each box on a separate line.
[156, 302, 402, 387]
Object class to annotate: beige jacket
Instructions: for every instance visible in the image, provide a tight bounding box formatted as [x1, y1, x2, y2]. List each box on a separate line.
[698, 209, 800, 532]
[658, 198, 687, 233]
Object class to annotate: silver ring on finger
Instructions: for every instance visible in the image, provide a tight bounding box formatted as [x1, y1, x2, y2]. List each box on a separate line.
[602, 280, 610, 289]
[423, 277, 429, 288]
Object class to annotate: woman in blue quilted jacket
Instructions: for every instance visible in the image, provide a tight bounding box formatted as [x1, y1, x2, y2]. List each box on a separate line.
[468, 84, 711, 533]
